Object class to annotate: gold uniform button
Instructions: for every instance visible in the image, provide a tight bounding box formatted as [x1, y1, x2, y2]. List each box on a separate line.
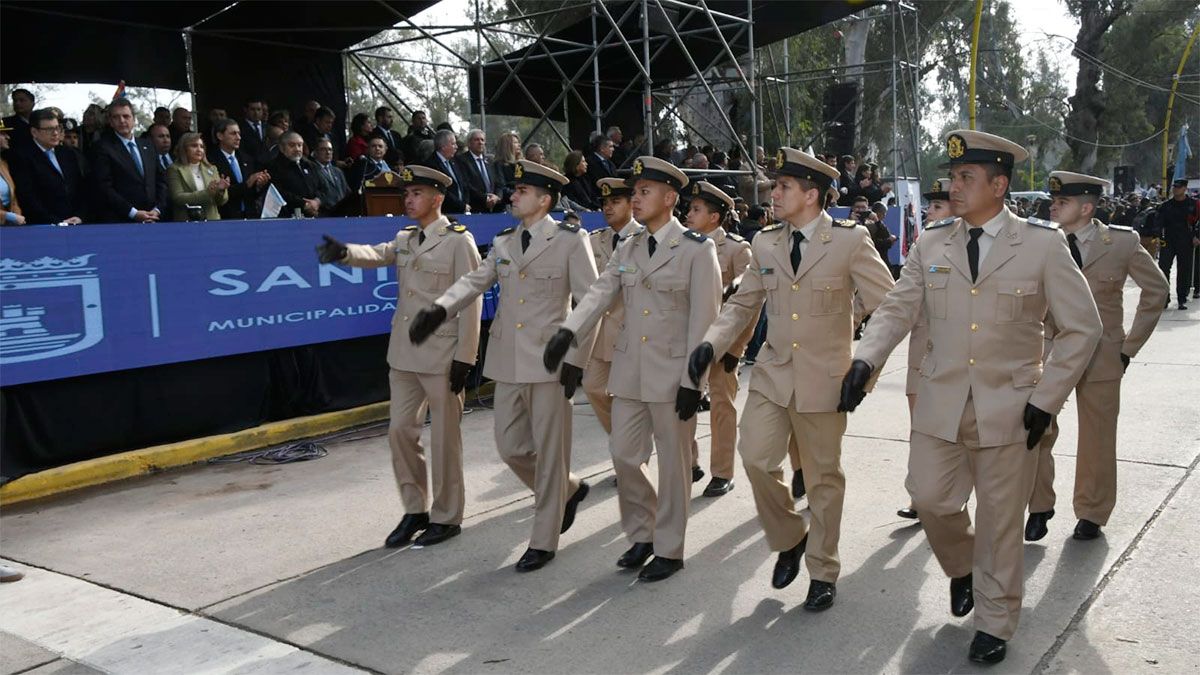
[970, 323, 979, 331]
[402, 316, 409, 321]
[792, 283, 800, 291]
[968, 358, 976, 365]
[407, 290, 414, 297]
[792, 342, 799, 349]
[927, 282, 933, 288]
[516, 322, 524, 329]
[518, 298, 525, 304]
[604, 310, 611, 316]
[791, 313, 799, 321]
[970, 288, 979, 295]
[642, 309, 650, 315]
[641, 336, 648, 342]
[825, 285, 831, 290]
[519, 272, 527, 280]
[413, 264, 420, 271]
[1015, 288, 1023, 295]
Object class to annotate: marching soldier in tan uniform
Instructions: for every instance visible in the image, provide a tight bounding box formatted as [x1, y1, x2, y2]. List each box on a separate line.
[316, 165, 481, 548]
[688, 149, 895, 609]
[409, 160, 598, 573]
[842, 130, 1102, 664]
[683, 181, 753, 497]
[545, 156, 721, 582]
[582, 178, 644, 436]
[1025, 171, 1168, 542]
[896, 177, 954, 521]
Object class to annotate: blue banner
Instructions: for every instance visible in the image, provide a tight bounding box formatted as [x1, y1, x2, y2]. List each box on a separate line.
[0, 213, 606, 386]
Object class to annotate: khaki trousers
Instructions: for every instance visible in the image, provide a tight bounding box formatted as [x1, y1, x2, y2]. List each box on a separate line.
[493, 381, 581, 552]
[582, 358, 614, 434]
[610, 396, 694, 559]
[388, 369, 465, 525]
[908, 397, 1037, 641]
[1030, 379, 1121, 525]
[739, 391, 846, 583]
[707, 362, 740, 479]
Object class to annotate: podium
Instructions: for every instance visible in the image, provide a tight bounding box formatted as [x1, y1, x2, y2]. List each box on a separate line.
[361, 171, 403, 216]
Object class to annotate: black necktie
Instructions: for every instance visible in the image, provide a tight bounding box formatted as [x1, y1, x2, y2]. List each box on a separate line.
[648, 236, 657, 257]
[418, 230, 426, 246]
[612, 233, 620, 251]
[790, 231, 805, 273]
[521, 229, 531, 253]
[967, 227, 984, 282]
[1067, 232, 1083, 268]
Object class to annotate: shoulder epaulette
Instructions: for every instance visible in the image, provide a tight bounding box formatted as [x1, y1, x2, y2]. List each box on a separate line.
[1107, 224, 1134, 232]
[449, 224, 467, 233]
[403, 225, 419, 231]
[760, 222, 785, 233]
[497, 226, 516, 237]
[925, 217, 956, 230]
[556, 220, 581, 233]
[683, 229, 707, 242]
[832, 218, 857, 228]
[1027, 217, 1059, 229]
[625, 229, 644, 238]
[726, 232, 745, 242]
[589, 227, 607, 237]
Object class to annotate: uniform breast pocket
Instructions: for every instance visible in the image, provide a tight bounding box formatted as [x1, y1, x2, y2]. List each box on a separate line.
[924, 275, 949, 319]
[996, 280, 1040, 323]
[760, 274, 780, 315]
[534, 266, 565, 297]
[811, 276, 846, 316]
[652, 277, 688, 310]
[621, 272, 638, 305]
[419, 264, 451, 292]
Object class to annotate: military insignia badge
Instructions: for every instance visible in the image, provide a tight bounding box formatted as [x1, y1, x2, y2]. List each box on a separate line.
[947, 134, 966, 159]
[600, 183, 611, 196]
[692, 183, 701, 195]
[776, 149, 786, 166]
[401, 167, 413, 182]
[514, 162, 524, 178]
[1048, 176, 1062, 192]
[632, 159, 644, 175]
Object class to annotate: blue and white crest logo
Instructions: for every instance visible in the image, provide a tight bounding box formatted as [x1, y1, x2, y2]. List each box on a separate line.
[0, 255, 104, 363]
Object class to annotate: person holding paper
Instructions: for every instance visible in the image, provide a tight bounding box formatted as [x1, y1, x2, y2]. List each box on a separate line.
[266, 131, 321, 217]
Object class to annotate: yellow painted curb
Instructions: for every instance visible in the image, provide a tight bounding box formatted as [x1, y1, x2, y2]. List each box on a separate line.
[0, 401, 390, 506]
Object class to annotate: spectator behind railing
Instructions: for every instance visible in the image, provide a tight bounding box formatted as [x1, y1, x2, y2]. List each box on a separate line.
[88, 98, 166, 223]
[561, 150, 598, 211]
[166, 132, 229, 221]
[346, 112, 374, 162]
[371, 106, 402, 166]
[494, 130, 521, 194]
[523, 142, 546, 167]
[9, 109, 85, 225]
[0, 120, 25, 225]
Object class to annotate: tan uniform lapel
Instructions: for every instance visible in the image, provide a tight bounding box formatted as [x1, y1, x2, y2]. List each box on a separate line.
[974, 212, 1021, 285]
[940, 222, 974, 283]
[794, 214, 833, 280]
[641, 219, 683, 278]
[517, 215, 556, 269]
[1082, 219, 1111, 270]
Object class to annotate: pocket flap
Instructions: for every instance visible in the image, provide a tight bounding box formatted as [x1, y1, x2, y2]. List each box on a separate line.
[1012, 363, 1043, 388]
[925, 275, 949, 289]
[422, 265, 449, 275]
[652, 278, 687, 292]
[918, 356, 936, 377]
[534, 267, 563, 280]
[814, 276, 844, 291]
[758, 273, 779, 289]
[669, 340, 688, 357]
[621, 273, 638, 286]
[998, 280, 1039, 296]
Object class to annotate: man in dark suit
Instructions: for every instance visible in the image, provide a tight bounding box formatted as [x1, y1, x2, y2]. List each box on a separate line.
[421, 129, 467, 214]
[585, 131, 616, 186]
[209, 118, 270, 220]
[3, 89, 36, 155]
[312, 138, 350, 216]
[238, 99, 269, 163]
[371, 106, 403, 165]
[12, 108, 86, 224]
[402, 110, 435, 165]
[88, 98, 166, 223]
[459, 128, 505, 213]
[346, 137, 393, 193]
[268, 131, 322, 217]
[302, 107, 344, 161]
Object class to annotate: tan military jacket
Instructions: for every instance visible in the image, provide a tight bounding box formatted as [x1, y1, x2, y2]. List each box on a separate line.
[711, 225, 756, 357]
[588, 221, 643, 363]
[563, 217, 721, 403]
[341, 215, 482, 373]
[1044, 219, 1168, 383]
[705, 210, 895, 412]
[856, 207, 1103, 447]
[436, 213, 598, 384]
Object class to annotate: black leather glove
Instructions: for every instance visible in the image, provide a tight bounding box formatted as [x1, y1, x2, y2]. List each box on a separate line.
[448, 360, 473, 394]
[408, 304, 447, 345]
[838, 359, 873, 412]
[316, 234, 348, 264]
[722, 283, 739, 303]
[688, 342, 715, 387]
[560, 363, 583, 399]
[1023, 403, 1052, 450]
[1120, 353, 1130, 372]
[675, 386, 702, 421]
[721, 353, 739, 372]
[544, 328, 575, 372]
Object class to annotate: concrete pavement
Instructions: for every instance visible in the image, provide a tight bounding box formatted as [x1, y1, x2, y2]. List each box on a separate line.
[1, 282, 1197, 674]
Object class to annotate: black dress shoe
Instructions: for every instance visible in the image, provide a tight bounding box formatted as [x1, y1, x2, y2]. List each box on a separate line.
[515, 548, 555, 572]
[413, 523, 460, 546]
[1073, 519, 1102, 540]
[638, 556, 684, 581]
[560, 481, 590, 534]
[803, 579, 837, 611]
[617, 542, 654, 568]
[771, 535, 807, 589]
[791, 470, 806, 499]
[385, 512, 429, 548]
[897, 506, 918, 519]
[702, 477, 734, 497]
[950, 573, 974, 617]
[1180, 302, 1189, 310]
[968, 631, 1007, 664]
[1024, 509, 1054, 541]
[692, 466, 705, 483]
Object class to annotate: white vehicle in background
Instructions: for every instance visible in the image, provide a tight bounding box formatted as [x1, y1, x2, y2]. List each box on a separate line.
[1011, 190, 1050, 202]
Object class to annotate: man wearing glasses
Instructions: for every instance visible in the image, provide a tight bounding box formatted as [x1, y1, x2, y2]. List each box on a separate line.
[11, 108, 85, 224]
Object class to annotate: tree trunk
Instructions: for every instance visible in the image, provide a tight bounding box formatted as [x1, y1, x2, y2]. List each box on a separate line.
[1064, 1, 1129, 172]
